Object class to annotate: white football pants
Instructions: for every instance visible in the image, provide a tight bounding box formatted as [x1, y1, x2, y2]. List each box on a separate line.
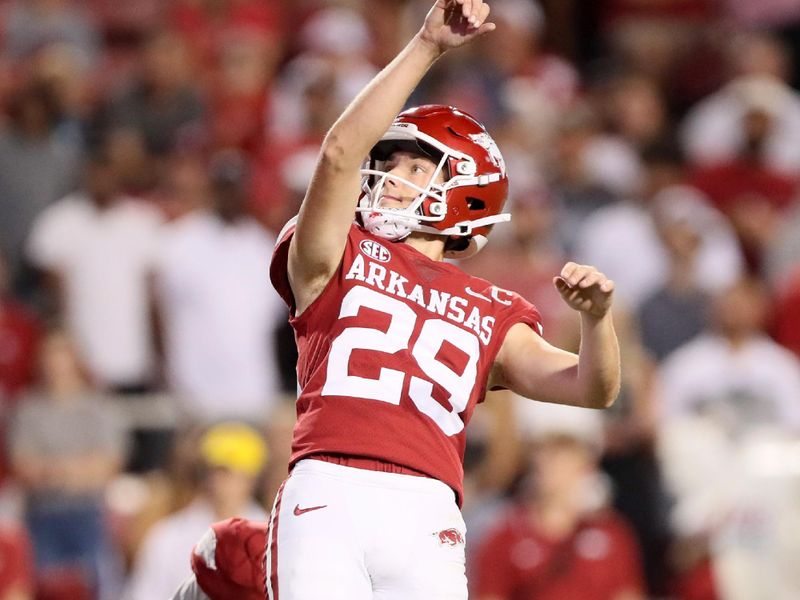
[266, 459, 468, 599]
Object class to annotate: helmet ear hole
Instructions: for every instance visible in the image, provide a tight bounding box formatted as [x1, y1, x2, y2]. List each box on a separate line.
[466, 197, 485, 211]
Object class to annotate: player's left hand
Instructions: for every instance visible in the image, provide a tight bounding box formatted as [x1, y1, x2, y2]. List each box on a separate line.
[553, 262, 615, 319]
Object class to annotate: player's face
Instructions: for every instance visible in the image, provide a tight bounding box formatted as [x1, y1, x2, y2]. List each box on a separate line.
[379, 151, 445, 208]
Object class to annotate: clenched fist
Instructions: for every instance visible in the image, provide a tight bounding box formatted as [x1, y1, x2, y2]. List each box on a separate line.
[554, 262, 615, 319]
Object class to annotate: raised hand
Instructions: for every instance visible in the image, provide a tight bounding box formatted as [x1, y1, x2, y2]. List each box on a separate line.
[419, 0, 496, 54]
[554, 262, 615, 319]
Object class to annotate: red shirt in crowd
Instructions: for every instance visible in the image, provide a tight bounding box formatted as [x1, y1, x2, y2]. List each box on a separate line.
[0, 299, 40, 401]
[773, 268, 800, 359]
[0, 522, 34, 597]
[474, 506, 645, 600]
[690, 160, 798, 217]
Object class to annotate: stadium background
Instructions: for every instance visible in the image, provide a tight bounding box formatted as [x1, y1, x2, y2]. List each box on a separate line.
[0, 0, 799, 598]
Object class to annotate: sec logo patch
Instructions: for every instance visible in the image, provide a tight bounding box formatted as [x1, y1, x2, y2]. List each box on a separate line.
[360, 239, 392, 263]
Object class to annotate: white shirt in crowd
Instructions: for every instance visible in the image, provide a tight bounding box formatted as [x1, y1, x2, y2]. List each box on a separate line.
[155, 211, 284, 423]
[575, 196, 744, 311]
[658, 333, 800, 433]
[681, 76, 800, 175]
[26, 193, 163, 387]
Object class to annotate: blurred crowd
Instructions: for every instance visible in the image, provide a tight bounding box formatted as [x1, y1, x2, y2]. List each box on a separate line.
[0, 0, 799, 599]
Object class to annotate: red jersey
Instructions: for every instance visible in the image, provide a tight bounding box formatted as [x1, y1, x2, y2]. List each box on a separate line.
[270, 221, 542, 503]
[473, 506, 645, 600]
[191, 518, 267, 600]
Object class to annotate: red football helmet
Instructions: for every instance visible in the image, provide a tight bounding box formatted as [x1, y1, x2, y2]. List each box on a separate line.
[357, 104, 510, 258]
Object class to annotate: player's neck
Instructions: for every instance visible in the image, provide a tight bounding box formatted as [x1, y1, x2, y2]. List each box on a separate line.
[404, 232, 446, 262]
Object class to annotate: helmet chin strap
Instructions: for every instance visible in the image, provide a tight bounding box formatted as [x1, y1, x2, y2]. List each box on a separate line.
[362, 210, 413, 241]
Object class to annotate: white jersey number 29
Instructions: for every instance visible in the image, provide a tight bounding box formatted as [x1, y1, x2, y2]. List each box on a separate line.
[321, 286, 479, 435]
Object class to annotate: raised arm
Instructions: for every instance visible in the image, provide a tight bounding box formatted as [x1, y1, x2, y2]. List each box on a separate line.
[288, 0, 496, 314]
[490, 263, 621, 409]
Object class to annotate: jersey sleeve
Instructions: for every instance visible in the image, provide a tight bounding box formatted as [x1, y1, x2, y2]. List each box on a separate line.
[191, 518, 268, 600]
[504, 291, 544, 337]
[269, 216, 299, 312]
[484, 287, 543, 393]
[269, 217, 359, 317]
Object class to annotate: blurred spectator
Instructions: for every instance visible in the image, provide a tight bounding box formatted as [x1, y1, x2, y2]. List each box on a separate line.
[681, 32, 800, 174]
[575, 141, 743, 311]
[592, 71, 670, 151]
[9, 329, 127, 599]
[168, 0, 283, 74]
[0, 518, 34, 600]
[658, 276, 800, 435]
[255, 57, 340, 231]
[2, 0, 100, 69]
[0, 249, 40, 404]
[269, 6, 376, 146]
[206, 27, 273, 154]
[29, 42, 93, 139]
[413, 0, 577, 133]
[599, 0, 714, 93]
[123, 421, 268, 600]
[154, 150, 284, 423]
[657, 277, 800, 597]
[688, 75, 799, 272]
[548, 103, 624, 256]
[472, 402, 645, 600]
[636, 187, 728, 361]
[156, 152, 211, 221]
[102, 126, 157, 196]
[0, 80, 81, 290]
[25, 150, 163, 391]
[492, 0, 578, 108]
[102, 29, 205, 156]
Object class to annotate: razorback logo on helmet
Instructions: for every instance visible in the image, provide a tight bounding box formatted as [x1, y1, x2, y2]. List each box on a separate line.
[435, 528, 465, 547]
[359, 239, 392, 263]
[469, 132, 506, 176]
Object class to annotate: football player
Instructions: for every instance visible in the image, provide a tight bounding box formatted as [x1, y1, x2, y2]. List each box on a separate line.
[180, 1, 620, 598]
[173, 518, 267, 600]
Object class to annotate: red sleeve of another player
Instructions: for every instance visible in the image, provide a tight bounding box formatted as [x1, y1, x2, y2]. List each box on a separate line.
[191, 518, 268, 600]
